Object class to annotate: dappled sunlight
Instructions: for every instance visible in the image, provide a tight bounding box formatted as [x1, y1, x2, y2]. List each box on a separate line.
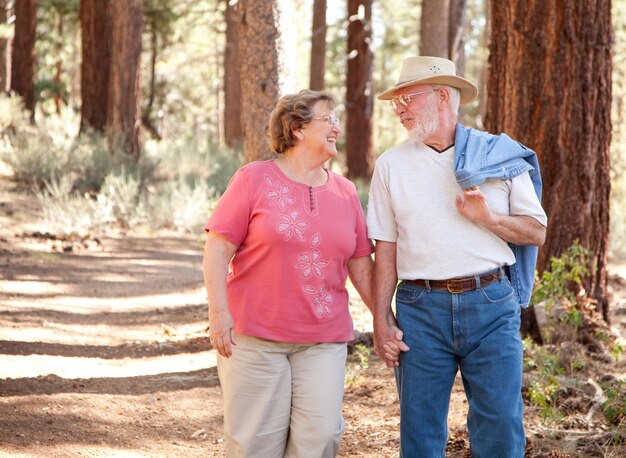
[0, 351, 217, 380]
[0, 279, 68, 296]
[1, 287, 206, 312]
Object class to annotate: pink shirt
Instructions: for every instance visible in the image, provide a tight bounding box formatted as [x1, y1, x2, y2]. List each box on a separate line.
[205, 160, 373, 343]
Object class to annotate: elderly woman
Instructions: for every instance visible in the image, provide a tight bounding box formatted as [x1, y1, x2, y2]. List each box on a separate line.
[203, 89, 373, 458]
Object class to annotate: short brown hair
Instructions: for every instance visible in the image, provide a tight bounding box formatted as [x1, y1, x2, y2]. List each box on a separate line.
[268, 90, 337, 154]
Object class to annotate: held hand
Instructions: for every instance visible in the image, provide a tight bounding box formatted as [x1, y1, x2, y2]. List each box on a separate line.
[374, 317, 410, 368]
[209, 308, 237, 358]
[455, 187, 493, 225]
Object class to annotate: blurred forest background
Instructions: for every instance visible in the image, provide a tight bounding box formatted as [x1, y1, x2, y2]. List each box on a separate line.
[1, 0, 625, 343]
[2, 1, 626, 455]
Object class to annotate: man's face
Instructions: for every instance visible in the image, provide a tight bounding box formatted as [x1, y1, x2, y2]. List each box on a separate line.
[390, 85, 439, 143]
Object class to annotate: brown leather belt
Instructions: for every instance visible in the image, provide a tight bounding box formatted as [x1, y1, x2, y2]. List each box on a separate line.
[404, 270, 502, 294]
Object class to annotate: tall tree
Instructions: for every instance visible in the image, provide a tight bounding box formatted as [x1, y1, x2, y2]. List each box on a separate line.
[419, 0, 449, 57]
[11, 0, 36, 114]
[420, 0, 467, 68]
[486, 1, 612, 322]
[448, 0, 467, 73]
[237, 0, 286, 162]
[107, 0, 143, 158]
[0, 0, 8, 92]
[80, 0, 142, 157]
[80, 0, 110, 132]
[309, 0, 326, 91]
[345, 0, 374, 180]
[224, 0, 242, 147]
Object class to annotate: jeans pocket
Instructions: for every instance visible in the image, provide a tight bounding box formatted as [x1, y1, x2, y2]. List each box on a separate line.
[479, 279, 515, 304]
[396, 283, 425, 306]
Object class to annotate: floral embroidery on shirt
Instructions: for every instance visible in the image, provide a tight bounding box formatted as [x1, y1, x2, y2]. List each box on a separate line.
[295, 233, 328, 278]
[264, 174, 294, 212]
[303, 285, 334, 318]
[276, 210, 309, 241]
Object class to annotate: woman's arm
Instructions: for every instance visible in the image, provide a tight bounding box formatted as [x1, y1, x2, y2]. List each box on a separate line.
[347, 255, 374, 313]
[203, 231, 238, 357]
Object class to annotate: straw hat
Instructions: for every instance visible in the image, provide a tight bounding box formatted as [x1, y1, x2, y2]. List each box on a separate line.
[378, 56, 478, 105]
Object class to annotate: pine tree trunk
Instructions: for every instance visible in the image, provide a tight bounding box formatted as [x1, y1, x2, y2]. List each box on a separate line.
[237, 0, 285, 162]
[11, 0, 36, 113]
[224, 0, 242, 148]
[106, 0, 143, 158]
[80, 0, 110, 132]
[345, 0, 373, 180]
[419, 0, 450, 57]
[0, 1, 8, 92]
[448, 0, 467, 70]
[309, 0, 327, 91]
[486, 1, 612, 322]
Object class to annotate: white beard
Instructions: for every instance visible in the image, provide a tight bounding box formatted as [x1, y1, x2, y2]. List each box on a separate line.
[407, 96, 439, 144]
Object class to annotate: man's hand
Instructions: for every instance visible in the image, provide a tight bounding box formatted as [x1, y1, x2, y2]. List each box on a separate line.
[374, 314, 410, 368]
[455, 186, 492, 225]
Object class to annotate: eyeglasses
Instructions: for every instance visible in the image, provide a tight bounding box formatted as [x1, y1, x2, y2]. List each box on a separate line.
[389, 88, 439, 110]
[311, 114, 341, 128]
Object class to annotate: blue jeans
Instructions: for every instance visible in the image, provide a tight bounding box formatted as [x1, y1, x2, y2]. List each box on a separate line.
[395, 269, 525, 457]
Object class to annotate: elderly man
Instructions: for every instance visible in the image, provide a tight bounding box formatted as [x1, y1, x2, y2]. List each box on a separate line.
[367, 56, 547, 457]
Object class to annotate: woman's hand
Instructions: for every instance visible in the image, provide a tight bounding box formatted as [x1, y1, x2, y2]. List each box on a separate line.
[209, 307, 237, 357]
[203, 231, 239, 358]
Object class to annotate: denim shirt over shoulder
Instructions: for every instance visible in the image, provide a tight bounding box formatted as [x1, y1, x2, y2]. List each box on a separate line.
[453, 123, 543, 308]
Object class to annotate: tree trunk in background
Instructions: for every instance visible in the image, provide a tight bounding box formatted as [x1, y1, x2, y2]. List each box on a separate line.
[448, 0, 467, 72]
[238, 0, 285, 162]
[419, 0, 449, 57]
[0, 1, 8, 92]
[224, 0, 242, 147]
[106, 0, 143, 158]
[80, 0, 110, 132]
[309, 0, 326, 90]
[345, 0, 373, 180]
[11, 0, 36, 114]
[486, 1, 612, 324]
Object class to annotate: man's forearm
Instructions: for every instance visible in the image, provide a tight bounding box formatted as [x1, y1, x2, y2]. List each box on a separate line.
[373, 241, 398, 324]
[483, 214, 546, 246]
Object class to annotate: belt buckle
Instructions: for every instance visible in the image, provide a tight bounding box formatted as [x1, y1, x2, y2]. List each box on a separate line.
[446, 278, 466, 294]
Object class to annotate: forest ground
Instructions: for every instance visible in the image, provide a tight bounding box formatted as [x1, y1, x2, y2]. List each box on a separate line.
[0, 164, 625, 457]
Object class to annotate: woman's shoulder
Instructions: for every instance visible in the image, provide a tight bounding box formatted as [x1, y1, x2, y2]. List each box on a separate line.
[328, 171, 359, 194]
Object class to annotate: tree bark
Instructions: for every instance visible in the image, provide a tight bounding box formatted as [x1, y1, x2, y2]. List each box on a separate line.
[486, 1, 612, 322]
[238, 0, 286, 162]
[448, 0, 467, 70]
[309, 0, 327, 91]
[11, 0, 37, 114]
[345, 0, 374, 180]
[419, 0, 450, 57]
[0, 0, 8, 92]
[80, 0, 110, 132]
[106, 0, 143, 158]
[224, 0, 242, 147]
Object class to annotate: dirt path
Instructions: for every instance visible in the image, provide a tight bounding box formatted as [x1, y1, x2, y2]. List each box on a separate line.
[1, 168, 625, 457]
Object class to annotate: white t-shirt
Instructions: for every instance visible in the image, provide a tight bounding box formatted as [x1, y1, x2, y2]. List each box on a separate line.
[366, 140, 548, 280]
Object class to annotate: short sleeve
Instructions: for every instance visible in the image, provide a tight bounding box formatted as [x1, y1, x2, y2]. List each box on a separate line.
[366, 161, 398, 242]
[509, 171, 548, 226]
[351, 193, 374, 257]
[204, 168, 251, 246]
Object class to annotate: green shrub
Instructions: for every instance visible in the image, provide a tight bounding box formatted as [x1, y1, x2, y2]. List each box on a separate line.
[601, 379, 626, 425]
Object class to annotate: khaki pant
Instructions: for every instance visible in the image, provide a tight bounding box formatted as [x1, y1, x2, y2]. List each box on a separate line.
[216, 334, 347, 458]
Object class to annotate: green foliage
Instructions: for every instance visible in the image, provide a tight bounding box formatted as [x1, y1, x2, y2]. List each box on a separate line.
[532, 241, 593, 307]
[600, 379, 626, 425]
[35, 175, 95, 235]
[595, 330, 624, 363]
[531, 241, 593, 339]
[345, 344, 371, 386]
[523, 338, 567, 422]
